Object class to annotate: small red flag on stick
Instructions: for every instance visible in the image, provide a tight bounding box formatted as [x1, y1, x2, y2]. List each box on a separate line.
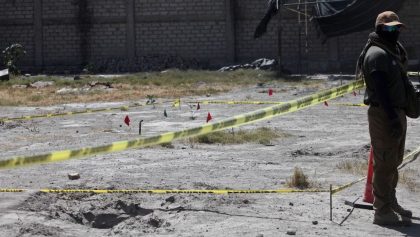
[206, 112, 212, 123]
[268, 88, 273, 96]
[124, 115, 131, 126]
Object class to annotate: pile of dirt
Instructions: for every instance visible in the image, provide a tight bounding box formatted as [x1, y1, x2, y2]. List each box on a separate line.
[291, 147, 345, 158]
[291, 144, 371, 160]
[18, 223, 63, 237]
[0, 121, 22, 130]
[20, 192, 171, 234]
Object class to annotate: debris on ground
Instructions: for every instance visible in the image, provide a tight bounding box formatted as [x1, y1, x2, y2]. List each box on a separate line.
[29, 81, 55, 89]
[0, 68, 9, 81]
[219, 58, 276, 72]
[68, 173, 81, 180]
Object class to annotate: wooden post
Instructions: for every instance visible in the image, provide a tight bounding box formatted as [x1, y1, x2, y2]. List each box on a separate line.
[330, 184, 333, 221]
[126, 0, 136, 66]
[34, 0, 43, 68]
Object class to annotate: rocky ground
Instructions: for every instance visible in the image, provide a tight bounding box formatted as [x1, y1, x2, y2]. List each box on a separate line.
[0, 78, 419, 237]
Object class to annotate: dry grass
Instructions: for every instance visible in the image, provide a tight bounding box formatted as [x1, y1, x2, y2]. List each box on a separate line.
[336, 159, 368, 176]
[286, 167, 311, 189]
[337, 159, 419, 192]
[160, 142, 175, 149]
[188, 127, 289, 145]
[0, 69, 281, 106]
[399, 168, 419, 192]
[0, 69, 325, 106]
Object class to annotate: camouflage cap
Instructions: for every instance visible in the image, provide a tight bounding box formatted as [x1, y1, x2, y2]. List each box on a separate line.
[375, 11, 405, 28]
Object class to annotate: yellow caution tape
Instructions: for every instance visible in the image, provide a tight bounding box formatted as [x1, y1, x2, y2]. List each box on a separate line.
[0, 105, 136, 123]
[188, 100, 284, 105]
[172, 98, 181, 108]
[0, 80, 365, 170]
[331, 177, 366, 194]
[0, 99, 173, 123]
[331, 103, 367, 107]
[0, 189, 25, 193]
[0, 188, 328, 194]
[192, 101, 365, 107]
[40, 189, 328, 194]
[332, 145, 420, 194]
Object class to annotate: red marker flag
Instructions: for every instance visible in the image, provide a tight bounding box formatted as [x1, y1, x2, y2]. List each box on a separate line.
[324, 101, 329, 107]
[124, 115, 130, 126]
[197, 102, 201, 110]
[268, 88, 273, 96]
[206, 112, 212, 123]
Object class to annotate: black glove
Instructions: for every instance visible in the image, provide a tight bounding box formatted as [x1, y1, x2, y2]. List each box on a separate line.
[389, 118, 403, 138]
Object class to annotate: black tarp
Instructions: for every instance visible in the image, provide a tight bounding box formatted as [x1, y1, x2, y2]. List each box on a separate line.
[313, 0, 353, 17]
[255, 0, 406, 41]
[312, 0, 406, 40]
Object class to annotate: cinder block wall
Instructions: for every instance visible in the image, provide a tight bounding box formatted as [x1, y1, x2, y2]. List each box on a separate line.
[0, 0, 418, 73]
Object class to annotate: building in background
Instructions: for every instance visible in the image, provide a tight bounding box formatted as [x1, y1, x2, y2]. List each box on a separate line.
[0, 0, 419, 74]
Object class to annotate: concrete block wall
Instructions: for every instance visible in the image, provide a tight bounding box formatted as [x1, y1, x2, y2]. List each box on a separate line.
[0, 0, 419, 73]
[235, 0, 277, 63]
[41, 0, 80, 67]
[0, 0, 33, 20]
[89, 0, 126, 60]
[136, 0, 224, 16]
[135, 0, 227, 65]
[90, 24, 126, 59]
[42, 25, 81, 66]
[0, 0, 34, 65]
[399, 0, 420, 70]
[134, 0, 230, 67]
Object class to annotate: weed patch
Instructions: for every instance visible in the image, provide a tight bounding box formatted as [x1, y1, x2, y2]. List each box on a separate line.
[160, 143, 175, 149]
[188, 127, 289, 145]
[0, 70, 277, 106]
[399, 168, 419, 192]
[336, 159, 368, 176]
[286, 167, 311, 189]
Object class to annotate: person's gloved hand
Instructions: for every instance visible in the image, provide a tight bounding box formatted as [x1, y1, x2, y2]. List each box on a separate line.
[389, 118, 403, 138]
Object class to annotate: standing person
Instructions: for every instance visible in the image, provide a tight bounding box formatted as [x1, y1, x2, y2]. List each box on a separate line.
[357, 11, 413, 226]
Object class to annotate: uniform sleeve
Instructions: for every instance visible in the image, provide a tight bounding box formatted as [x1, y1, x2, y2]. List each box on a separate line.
[364, 47, 390, 75]
[371, 71, 399, 120]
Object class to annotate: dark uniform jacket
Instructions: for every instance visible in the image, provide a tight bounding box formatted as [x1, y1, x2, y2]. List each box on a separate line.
[363, 45, 407, 108]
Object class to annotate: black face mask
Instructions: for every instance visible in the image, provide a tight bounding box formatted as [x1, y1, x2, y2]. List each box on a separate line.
[377, 30, 400, 44]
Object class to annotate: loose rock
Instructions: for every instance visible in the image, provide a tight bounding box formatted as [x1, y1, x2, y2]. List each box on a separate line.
[29, 81, 54, 89]
[68, 173, 80, 180]
[165, 196, 175, 203]
[286, 229, 296, 235]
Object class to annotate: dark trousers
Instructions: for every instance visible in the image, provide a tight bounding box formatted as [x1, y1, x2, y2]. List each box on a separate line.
[368, 106, 407, 214]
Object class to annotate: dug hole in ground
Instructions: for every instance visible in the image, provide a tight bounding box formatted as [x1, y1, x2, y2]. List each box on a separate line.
[0, 76, 419, 237]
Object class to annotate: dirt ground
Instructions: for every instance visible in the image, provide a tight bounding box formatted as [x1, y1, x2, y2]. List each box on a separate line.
[0, 77, 419, 237]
